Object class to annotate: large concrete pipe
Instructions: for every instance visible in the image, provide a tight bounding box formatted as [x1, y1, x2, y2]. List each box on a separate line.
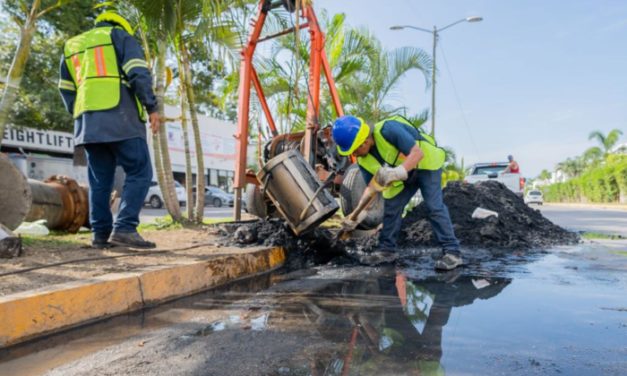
[0, 154, 88, 233]
[0, 154, 31, 230]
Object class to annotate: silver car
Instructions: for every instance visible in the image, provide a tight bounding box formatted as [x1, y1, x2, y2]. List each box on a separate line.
[524, 190, 543, 205]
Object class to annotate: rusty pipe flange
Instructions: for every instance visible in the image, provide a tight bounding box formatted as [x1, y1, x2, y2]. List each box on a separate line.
[44, 175, 89, 233]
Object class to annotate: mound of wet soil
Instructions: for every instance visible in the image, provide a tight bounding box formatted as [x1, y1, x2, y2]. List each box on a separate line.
[400, 180, 579, 249]
[219, 181, 578, 268]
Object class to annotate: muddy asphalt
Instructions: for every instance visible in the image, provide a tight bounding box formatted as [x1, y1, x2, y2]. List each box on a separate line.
[1, 182, 625, 375]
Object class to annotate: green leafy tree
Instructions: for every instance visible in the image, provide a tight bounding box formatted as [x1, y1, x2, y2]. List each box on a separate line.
[0, 0, 75, 145]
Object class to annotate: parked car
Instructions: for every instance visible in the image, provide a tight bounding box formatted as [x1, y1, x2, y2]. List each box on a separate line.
[203, 186, 234, 208]
[465, 162, 525, 197]
[145, 181, 186, 209]
[524, 190, 544, 205]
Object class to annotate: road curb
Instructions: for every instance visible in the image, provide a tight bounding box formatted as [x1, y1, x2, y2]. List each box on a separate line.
[0, 246, 285, 349]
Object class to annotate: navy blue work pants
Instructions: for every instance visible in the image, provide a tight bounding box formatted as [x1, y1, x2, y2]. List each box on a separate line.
[84, 137, 152, 238]
[378, 169, 460, 255]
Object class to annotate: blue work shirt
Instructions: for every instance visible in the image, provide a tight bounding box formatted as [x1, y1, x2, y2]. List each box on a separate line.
[359, 119, 425, 183]
[58, 22, 158, 146]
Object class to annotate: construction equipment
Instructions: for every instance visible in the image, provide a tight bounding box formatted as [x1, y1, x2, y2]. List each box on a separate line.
[232, 0, 384, 234]
[0, 154, 89, 233]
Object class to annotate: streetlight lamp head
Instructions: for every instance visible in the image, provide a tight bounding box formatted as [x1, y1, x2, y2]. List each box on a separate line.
[390, 25, 405, 30]
[466, 16, 483, 23]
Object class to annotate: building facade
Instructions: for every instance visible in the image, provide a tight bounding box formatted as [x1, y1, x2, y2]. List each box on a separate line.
[2, 107, 256, 193]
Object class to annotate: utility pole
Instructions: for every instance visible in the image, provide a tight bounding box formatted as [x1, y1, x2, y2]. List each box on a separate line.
[391, 16, 482, 138]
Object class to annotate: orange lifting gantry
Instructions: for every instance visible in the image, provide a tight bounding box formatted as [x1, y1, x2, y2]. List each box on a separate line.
[232, 0, 344, 220]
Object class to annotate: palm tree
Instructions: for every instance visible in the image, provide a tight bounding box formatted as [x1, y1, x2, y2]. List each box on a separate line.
[131, 0, 183, 221]
[588, 129, 624, 157]
[582, 146, 602, 167]
[556, 157, 585, 179]
[538, 169, 551, 181]
[249, 12, 431, 131]
[0, 0, 70, 146]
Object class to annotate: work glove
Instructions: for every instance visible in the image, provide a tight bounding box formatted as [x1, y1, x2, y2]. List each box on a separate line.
[341, 210, 369, 232]
[375, 166, 408, 187]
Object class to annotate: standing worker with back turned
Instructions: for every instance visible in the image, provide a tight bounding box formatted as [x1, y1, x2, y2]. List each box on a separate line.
[58, 4, 160, 249]
[333, 115, 462, 270]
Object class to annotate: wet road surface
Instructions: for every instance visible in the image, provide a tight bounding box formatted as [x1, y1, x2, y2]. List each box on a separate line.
[538, 204, 627, 236]
[1, 240, 626, 375]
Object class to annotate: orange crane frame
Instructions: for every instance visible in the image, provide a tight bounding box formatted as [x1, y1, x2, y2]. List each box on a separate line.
[233, 0, 344, 220]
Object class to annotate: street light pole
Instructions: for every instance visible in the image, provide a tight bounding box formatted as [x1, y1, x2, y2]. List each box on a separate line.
[391, 16, 482, 137]
[431, 26, 437, 137]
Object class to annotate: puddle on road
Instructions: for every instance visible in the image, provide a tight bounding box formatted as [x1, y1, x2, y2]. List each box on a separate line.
[1, 245, 626, 376]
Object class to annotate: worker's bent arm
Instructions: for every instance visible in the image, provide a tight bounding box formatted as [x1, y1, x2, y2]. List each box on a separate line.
[401, 144, 424, 172]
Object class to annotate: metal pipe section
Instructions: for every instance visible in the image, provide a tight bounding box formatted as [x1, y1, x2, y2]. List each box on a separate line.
[0, 154, 88, 233]
[25, 176, 89, 233]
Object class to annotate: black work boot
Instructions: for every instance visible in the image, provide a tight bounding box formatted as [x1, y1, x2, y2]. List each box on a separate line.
[92, 233, 113, 249]
[109, 231, 156, 249]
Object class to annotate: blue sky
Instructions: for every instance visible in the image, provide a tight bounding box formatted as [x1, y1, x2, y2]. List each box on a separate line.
[314, 0, 627, 177]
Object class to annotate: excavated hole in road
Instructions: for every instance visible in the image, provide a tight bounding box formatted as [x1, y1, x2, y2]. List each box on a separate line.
[218, 181, 580, 269]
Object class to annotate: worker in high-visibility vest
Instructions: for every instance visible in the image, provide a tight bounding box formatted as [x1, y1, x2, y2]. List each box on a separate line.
[58, 3, 159, 249]
[333, 115, 462, 270]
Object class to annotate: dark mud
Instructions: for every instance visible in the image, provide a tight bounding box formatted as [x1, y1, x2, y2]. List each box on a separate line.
[401, 181, 579, 250]
[219, 181, 579, 267]
[217, 219, 349, 269]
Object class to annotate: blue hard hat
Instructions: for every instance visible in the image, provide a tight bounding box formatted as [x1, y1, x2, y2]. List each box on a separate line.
[332, 115, 369, 156]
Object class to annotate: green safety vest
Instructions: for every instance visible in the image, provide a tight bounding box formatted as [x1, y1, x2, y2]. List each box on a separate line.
[358, 115, 446, 199]
[62, 26, 146, 121]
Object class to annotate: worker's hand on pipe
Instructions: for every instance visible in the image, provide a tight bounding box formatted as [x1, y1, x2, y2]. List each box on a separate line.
[341, 210, 369, 232]
[149, 112, 160, 134]
[375, 166, 408, 187]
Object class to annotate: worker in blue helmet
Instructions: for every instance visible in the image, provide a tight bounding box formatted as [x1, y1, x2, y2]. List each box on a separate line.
[332, 115, 462, 270]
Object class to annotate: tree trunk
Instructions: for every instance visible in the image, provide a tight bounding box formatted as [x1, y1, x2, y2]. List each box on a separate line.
[177, 52, 194, 220]
[0, 15, 37, 144]
[154, 38, 182, 220]
[181, 43, 205, 223]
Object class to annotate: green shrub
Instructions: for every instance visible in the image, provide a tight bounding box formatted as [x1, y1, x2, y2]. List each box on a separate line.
[543, 155, 627, 203]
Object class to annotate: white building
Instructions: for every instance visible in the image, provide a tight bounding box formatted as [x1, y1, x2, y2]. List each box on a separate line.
[2, 108, 257, 193]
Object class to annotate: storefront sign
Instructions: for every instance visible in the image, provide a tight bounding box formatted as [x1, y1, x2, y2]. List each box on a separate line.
[2, 127, 74, 154]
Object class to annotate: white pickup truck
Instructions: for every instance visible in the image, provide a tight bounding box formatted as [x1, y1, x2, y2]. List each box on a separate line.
[465, 162, 525, 197]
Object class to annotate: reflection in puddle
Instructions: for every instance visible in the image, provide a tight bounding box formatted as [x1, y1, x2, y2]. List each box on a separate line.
[1, 247, 626, 375]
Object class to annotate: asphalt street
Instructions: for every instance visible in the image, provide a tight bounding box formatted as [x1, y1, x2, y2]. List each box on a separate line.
[140, 206, 235, 223]
[2, 204, 626, 375]
[538, 203, 627, 236]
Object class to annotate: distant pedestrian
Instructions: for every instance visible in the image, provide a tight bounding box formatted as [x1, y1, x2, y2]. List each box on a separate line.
[503, 155, 520, 173]
[58, 4, 159, 249]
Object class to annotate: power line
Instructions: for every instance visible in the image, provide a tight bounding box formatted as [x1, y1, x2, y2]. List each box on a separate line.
[437, 38, 480, 159]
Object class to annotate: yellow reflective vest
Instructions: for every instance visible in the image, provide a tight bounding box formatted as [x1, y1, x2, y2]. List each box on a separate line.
[357, 115, 446, 199]
[63, 26, 145, 121]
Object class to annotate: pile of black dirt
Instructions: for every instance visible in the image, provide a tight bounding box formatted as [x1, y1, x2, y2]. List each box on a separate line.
[217, 219, 351, 269]
[400, 180, 579, 250]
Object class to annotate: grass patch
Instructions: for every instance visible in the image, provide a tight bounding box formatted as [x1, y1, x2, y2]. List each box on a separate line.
[581, 231, 624, 240]
[138, 215, 232, 232]
[203, 217, 232, 225]
[21, 230, 89, 249]
[138, 215, 183, 231]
